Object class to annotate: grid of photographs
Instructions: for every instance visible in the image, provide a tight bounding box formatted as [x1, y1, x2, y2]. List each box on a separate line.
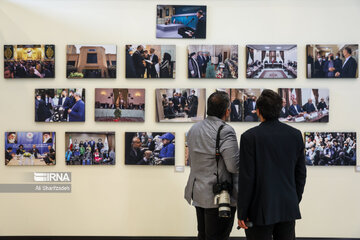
[4, 44, 55, 78]
[65, 132, 115, 165]
[155, 88, 206, 123]
[66, 45, 117, 78]
[157, 5, 207, 39]
[125, 132, 175, 165]
[35, 88, 86, 122]
[188, 45, 238, 79]
[304, 132, 356, 166]
[95, 88, 145, 122]
[306, 44, 359, 78]
[5, 132, 56, 166]
[246, 44, 297, 79]
[126, 45, 176, 78]
[278, 88, 329, 123]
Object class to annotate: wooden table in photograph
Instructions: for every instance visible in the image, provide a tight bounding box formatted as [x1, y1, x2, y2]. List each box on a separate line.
[7, 156, 47, 166]
[280, 112, 329, 123]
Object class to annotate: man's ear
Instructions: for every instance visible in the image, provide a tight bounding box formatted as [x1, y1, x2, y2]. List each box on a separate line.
[256, 108, 260, 118]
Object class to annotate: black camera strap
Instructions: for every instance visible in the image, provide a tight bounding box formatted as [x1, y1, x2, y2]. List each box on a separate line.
[215, 124, 225, 184]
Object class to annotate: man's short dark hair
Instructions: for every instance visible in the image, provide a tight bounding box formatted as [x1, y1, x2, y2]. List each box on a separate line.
[207, 91, 230, 119]
[197, 10, 203, 15]
[345, 47, 352, 55]
[256, 89, 282, 121]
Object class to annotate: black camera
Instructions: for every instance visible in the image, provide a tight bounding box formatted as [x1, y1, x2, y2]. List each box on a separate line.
[213, 181, 233, 218]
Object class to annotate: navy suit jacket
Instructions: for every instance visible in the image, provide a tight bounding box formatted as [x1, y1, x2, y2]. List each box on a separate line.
[69, 100, 85, 122]
[289, 104, 303, 116]
[340, 56, 357, 78]
[302, 103, 316, 113]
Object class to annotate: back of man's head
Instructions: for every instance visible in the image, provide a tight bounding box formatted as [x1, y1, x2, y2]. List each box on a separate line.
[256, 89, 282, 121]
[207, 91, 230, 119]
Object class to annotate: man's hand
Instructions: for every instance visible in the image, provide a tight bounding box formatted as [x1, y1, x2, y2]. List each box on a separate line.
[238, 219, 248, 229]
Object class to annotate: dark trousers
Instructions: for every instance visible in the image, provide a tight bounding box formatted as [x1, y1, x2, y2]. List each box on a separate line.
[195, 206, 236, 240]
[245, 220, 295, 240]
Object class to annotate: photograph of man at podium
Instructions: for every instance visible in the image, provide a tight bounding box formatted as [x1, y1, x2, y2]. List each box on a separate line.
[156, 5, 206, 39]
[306, 44, 358, 78]
[246, 44, 297, 79]
[278, 88, 329, 123]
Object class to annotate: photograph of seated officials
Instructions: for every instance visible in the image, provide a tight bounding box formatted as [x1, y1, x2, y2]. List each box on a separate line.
[35, 88, 85, 122]
[218, 88, 264, 122]
[156, 5, 206, 39]
[278, 88, 329, 123]
[66, 45, 116, 78]
[5, 132, 56, 166]
[155, 88, 206, 123]
[125, 45, 175, 78]
[95, 88, 145, 122]
[246, 44, 297, 79]
[4, 45, 55, 78]
[187, 45, 238, 79]
[65, 132, 115, 165]
[125, 132, 175, 166]
[305, 132, 356, 166]
[306, 44, 358, 78]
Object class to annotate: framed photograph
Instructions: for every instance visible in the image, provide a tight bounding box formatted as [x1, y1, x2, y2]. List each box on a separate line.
[156, 5, 207, 39]
[155, 88, 206, 122]
[35, 88, 86, 122]
[278, 88, 329, 123]
[246, 45, 297, 79]
[4, 44, 55, 78]
[304, 132, 356, 166]
[188, 45, 238, 78]
[306, 44, 358, 78]
[66, 45, 117, 78]
[65, 132, 115, 165]
[217, 88, 264, 122]
[95, 88, 145, 122]
[5, 132, 56, 166]
[125, 132, 175, 165]
[125, 45, 176, 78]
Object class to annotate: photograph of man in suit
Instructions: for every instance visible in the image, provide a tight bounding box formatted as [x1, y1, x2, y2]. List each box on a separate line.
[132, 45, 145, 78]
[230, 98, 242, 122]
[188, 90, 198, 118]
[244, 95, 258, 122]
[279, 97, 290, 119]
[237, 89, 306, 239]
[302, 98, 316, 113]
[149, 48, 159, 78]
[314, 53, 324, 78]
[317, 97, 327, 110]
[68, 92, 85, 122]
[125, 137, 143, 165]
[335, 47, 358, 78]
[185, 91, 239, 240]
[188, 10, 206, 39]
[289, 99, 304, 117]
[188, 52, 201, 78]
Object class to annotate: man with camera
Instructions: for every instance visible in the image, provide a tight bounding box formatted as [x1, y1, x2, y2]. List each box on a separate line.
[185, 91, 239, 240]
[237, 89, 307, 240]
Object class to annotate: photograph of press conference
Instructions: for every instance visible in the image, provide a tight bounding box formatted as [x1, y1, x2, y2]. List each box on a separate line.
[155, 88, 206, 123]
[95, 88, 145, 122]
[188, 45, 238, 79]
[125, 132, 175, 166]
[306, 44, 358, 78]
[246, 44, 297, 79]
[278, 88, 329, 123]
[35, 88, 86, 122]
[5, 132, 56, 166]
[65, 132, 115, 165]
[125, 45, 175, 78]
[4, 44, 55, 78]
[304, 132, 356, 166]
[156, 5, 206, 39]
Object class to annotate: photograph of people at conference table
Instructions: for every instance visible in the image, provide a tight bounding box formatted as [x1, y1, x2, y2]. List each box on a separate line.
[217, 88, 264, 122]
[156, 5, 206, 39]
[65, 132, 115, 165]
[125, 45, 175, 78]
[246, 45, 297, 79]
[304, 132, 356, 166]
[306, 44, 358, 78]
[66, 45, 116, 78]
[278, 88, 329, 123]
[5, 132, 56, 166]
[187, 45, 238, 79]
[125, 132, 175, 166]
[155, 88, 206, 123]
[95, 88, 145, 122]
[35, 88, 85, 122]
[4, 44, 55, 78]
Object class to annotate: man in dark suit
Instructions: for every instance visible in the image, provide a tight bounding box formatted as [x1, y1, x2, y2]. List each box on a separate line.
[89, 138, 96, 153]
[193, 10, 206, 39]
[279, 97, 290, 119]
[126, 45, 136, 78]
[149, 48, 159, 78]
[302, 98, 316, 113]
[188, 90, 198, 118]
[237, 89, 306, 240]
[335, 47, 358, 78]
[59, 90, 73, 120]
[126, 137, 143, 165]
[314, 53, 324, 78]
[289, 99, 303, 117]
[172, 93, 180, 112]
[132, 45, 145, 78]
[36, 98, 51, 122]
[196, 52, 205, 76]
[244, 95, 258, 122]
[230, 99, 242, 122]
[68, 92, 85, 122]
[317, 98, 327, 111]
[334, 52, 343, 74]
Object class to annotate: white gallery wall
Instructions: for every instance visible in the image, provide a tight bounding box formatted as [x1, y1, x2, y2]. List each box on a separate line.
[0, 0, 360, 237]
